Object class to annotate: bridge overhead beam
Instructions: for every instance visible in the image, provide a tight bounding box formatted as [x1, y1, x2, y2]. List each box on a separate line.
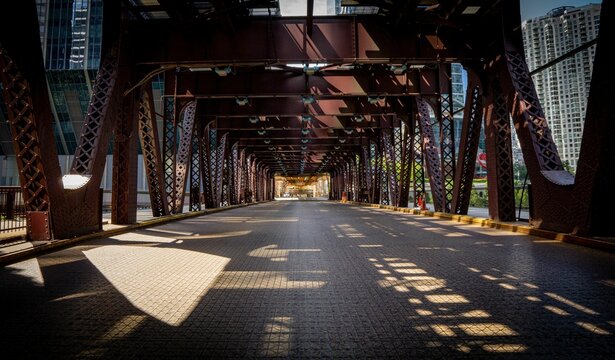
[175, 68, 441, 97]
[130, 17, 467, 65]
[195, 97, 410, 117]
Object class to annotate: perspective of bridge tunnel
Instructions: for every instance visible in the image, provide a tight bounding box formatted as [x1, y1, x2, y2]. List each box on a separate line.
[1, 0, 614, 242]
[1, 1, 615, 357]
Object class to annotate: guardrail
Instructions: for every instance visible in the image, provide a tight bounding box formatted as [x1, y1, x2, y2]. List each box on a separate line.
[0, 186, 26, 233]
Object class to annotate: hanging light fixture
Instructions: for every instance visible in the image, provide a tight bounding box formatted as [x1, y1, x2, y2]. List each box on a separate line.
[214, 66, 232, 76]
[301, 114, 312, 122]
[257, 130, 267, 135]
[339, 138, 346, 143]
[344, 128, 354, 135]
[301, 138, 309, 143]
[264, 139, 271, 144]
[301, 95, 315, 104]
[235, 96, 249, 106]
[353, 115, 364, 123]
[301, 128, 310, 135]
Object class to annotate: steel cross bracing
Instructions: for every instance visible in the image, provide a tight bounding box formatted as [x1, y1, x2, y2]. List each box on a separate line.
[484, 82, 516, 221]
[416, 97, 445, 212]
[412, 116, 426, 208]
[452, 83, 483, 215]
[163, 93, 177, 213]
[137, 85, 168, 217]
[438, 65, 456, 212]
[0, 46, 51, 213]
[71, 45, 119, 176]
[189, 123, 202, 212]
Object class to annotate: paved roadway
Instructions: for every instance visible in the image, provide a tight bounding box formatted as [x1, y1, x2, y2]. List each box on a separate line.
[1, 201, 614, 358]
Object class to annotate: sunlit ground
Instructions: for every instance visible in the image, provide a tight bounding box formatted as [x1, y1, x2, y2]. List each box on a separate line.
[1, 200, 614, 357]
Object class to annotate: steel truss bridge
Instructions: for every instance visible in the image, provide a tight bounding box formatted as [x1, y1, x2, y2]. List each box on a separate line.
[0, 0, 613, 241]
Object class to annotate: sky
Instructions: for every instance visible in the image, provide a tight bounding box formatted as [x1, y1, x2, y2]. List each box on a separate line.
[520, 0, 602, 20]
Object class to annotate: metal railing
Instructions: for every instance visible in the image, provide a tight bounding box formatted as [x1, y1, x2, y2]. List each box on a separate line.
[0, 186, 26, 233]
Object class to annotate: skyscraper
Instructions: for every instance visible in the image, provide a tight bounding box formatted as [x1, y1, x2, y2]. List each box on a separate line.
[522, 3, 601, 170]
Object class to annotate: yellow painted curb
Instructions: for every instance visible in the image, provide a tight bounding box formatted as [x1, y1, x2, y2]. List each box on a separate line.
[341, 201, 615, 252]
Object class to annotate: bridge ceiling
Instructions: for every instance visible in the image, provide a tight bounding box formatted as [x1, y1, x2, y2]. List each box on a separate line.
[122, 0, 507, 175]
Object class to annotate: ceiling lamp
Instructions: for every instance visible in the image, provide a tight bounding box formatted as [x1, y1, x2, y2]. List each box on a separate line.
[301, 114, 312, 122]
[390, 64, 407, 75]
[249, 116, 259, 124]
[353, 115, 364, 123]
[343, 128, 354, 135]
[334, 146, 340, 150]
[268, 146, 276, 151]
[339, 138, 346, 143]
[264, 139, 271, 144]
[214, 66, 232, 76]
[367, 95, 385, 104]
[235, 96, 249, 106]
[301, 128, 310, 135]
[301, 95, 315, 104]
[301, 138, 309, 143]
[301, 145, 308, 150]
[257, 130, 267, 135]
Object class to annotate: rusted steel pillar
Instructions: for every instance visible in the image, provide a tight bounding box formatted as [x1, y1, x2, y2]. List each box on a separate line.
[0, 43, 56, 240]
[483, 80, 516, 221]
[137, 85, 168, 217]
[111, 92, 138, 224]
[437, 64, 456, 212]
[382, 128, 397, 206]
[452, 76, 484, 215]
[411, 115, 425, 208]
[189, 122, 202, 211]
[416, 97, 445, 212]
[163, 71, 178, 213]
[371, 138, 382, 204]
[398, 121, 412, 208]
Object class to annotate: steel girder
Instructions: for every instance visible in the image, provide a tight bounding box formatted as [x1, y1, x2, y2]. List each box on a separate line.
[163, 76, 178, 213]
[0, 46, 53, 240]
[189, 122, 202, 211]
[437, 64, 456, 213]
[484, 82, 516, 221]
[411, 115, 426, 208]
[129, 17, 469, 66]
[416, 97, 445, 212]
[451, 80, 483, 215]
[175, 69, 442, 98]
[202, 126, 227, 208]
[397, 123, 413, 208]
[111, 92, 138, 225]
[170, 101, 197, 213]
[137, 84, 169, 217]
[382, 129, 396, 206]
[71, 45, 119, 176]
[0, 1, 126, 240]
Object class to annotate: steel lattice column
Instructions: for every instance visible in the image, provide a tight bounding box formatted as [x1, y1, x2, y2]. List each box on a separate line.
[171, 101, 196, 213]
[163, 73, 178, 213]
[382, 128, 396, 206]
[416, 97, 445, 212]
[412, 116, 425, 207]
[398, 122, 412, 208]
[484, 82, 516, 221]
[0, 45, 54, 240]
[189, 122, 202, 211]
[452, 81, 483, 215]
[111, 92, 138, 224]
[371, 139, 381, 204]
[137, 84, 168, 217]
[438, 64, 456, 213]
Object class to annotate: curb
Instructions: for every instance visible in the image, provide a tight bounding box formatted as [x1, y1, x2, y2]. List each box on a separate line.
[0, 201, 271, 266]
[340, 201, 615, 252]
